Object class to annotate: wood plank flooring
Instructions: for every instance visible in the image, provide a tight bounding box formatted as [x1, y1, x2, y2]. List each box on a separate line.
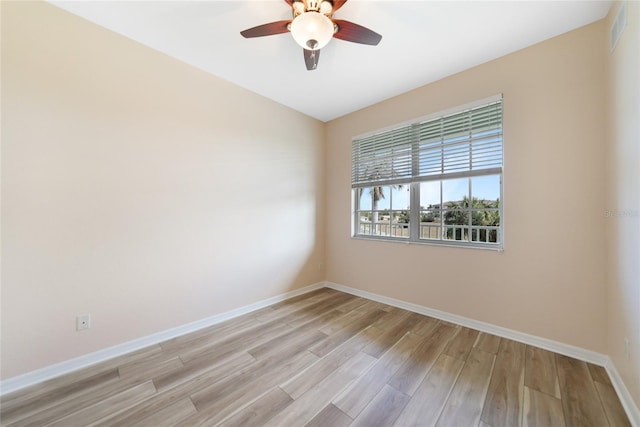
[0, 288, 631, 426]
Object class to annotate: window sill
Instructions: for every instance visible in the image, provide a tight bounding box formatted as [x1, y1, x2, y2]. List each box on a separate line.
[351, 235, 504, 252]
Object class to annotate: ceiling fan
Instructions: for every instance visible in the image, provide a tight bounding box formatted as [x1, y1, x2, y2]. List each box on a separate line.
[240, 0, 382, 71]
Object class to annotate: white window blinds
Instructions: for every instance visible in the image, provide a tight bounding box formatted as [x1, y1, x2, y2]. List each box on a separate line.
[352, 99, 503, 187]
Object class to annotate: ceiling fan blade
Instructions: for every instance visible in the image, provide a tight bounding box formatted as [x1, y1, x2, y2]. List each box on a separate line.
[240, 20, 291, 38]
[304, 49, 320, 71]
[332, 19, 382, 45]
[332, 0, 348, 12]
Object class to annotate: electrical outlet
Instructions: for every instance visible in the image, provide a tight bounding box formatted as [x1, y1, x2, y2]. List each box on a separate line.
[76, 314, 91, 331]
[624, 338, 630, 360]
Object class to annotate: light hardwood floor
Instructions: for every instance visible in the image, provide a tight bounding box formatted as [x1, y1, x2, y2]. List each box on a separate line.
[0, 288, 631, 426]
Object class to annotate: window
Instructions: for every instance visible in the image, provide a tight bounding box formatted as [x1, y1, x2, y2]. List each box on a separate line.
[352, 96, 503, 249]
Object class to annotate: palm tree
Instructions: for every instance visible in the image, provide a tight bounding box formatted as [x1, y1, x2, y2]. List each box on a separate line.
[477, 198, 500, 242]
[445, 197, 500, 241]
[358, 185, 404, 235]
[444, 198, 468, 240]
[370, 186, 385, 226]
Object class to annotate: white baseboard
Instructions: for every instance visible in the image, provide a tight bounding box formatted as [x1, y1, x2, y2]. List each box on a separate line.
[605, 357, 640, 427]
[324, 281, 639, 426]
[0, 282, 324, 396]
[324, 281, 606, 364]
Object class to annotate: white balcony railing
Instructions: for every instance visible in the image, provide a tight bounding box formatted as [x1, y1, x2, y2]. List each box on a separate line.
[358, 222, 500, 243]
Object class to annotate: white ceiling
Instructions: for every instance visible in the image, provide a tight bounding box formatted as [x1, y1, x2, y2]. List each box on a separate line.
[50, 1, 611, 122]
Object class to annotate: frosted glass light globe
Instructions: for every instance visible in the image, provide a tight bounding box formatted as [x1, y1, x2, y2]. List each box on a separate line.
[290, 12, 334, 50]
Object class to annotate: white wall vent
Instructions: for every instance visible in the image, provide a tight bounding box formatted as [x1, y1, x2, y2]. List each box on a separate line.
[610, 2, 627, 52]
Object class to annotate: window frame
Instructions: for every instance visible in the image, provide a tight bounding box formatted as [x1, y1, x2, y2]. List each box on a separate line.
[351, 95, 504, 250]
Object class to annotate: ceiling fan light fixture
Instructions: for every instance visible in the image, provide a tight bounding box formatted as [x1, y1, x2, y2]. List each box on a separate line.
[290, 11, 334, 50]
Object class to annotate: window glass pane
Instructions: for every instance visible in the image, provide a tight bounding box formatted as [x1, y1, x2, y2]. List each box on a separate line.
[391, 185, 410, 210]
[358, 211, 372, 223]
[358, 213, 372, 236]
[420, 208, 440, 223]
[420, 181, 440, 209]
[470, 209, 500, 243]
[357, 186, 393, 212]
[419, 178, 441, 241]
[471, 209, 500, 226]
[394, 210, 410, 225]
[443, 178, 470, 242]
[371, 214, 390, 236]
[370, 186, 391, 211]
[357, 208, 372, 236]
[358, 187, 372, 210]
[442, 178, 469, 208]
[391, 210, 410, 238]
[443, 222, 469, 241]
[420, 215, 441, 240]
[471, 175, 500, 204]
[444, 208, 468, 226]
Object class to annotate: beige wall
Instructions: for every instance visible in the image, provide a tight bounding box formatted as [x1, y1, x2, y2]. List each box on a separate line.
[326, 22, 608, 353]
[1, 1, 325, 379]
[605, 2, 640, 407]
